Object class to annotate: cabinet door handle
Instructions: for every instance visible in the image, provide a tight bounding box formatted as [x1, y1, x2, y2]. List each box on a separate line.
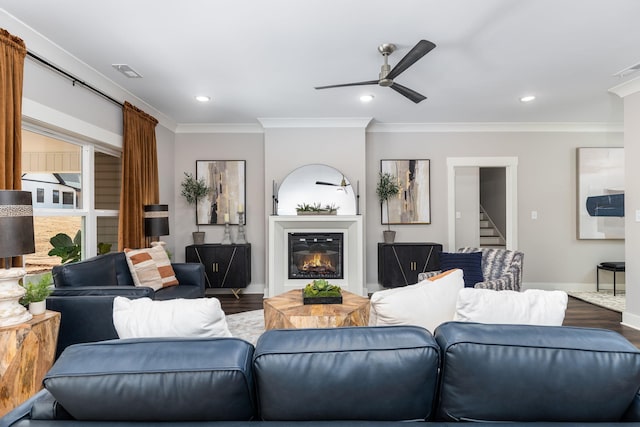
[212, 262, 218, 273]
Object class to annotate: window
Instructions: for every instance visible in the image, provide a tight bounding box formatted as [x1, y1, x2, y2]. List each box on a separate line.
[21, 128, 121, 273]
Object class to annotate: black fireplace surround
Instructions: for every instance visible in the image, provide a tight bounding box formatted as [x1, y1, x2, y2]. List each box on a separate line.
[288, 232, 343, 280]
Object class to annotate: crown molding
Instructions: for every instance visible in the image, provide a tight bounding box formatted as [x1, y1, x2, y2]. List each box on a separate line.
[609, 75, 640, 98]
[175, 123, 264, 134]
[367, 122, 623, 133]
[257, 117, 372, 129]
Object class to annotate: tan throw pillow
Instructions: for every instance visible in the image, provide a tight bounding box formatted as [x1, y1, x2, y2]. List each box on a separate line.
[124, 245, 179, 291]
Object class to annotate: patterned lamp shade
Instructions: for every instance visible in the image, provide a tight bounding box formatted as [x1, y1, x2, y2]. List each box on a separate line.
[144, 204, 170, 237]
[0, 190, 35, 261]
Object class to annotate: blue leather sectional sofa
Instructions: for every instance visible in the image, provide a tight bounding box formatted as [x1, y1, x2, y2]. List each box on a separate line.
[4, 322, 640, 425]
[46, 251, 205, 357]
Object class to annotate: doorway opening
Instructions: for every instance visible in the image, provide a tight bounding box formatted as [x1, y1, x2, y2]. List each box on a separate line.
[447, 157, 518, 251]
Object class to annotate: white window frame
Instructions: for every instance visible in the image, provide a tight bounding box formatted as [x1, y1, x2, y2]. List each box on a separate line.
[22, 121, 121, 260]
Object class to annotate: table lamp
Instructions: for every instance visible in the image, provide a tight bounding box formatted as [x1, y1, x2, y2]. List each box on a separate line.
[0, 190, 36, 327]
[144, 204, 169, 247]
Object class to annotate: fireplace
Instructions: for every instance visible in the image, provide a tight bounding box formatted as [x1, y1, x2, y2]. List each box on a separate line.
[288, 232, 343, 280]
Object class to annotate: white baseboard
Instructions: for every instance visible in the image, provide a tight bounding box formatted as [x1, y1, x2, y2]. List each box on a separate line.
[622, 311, 640, 331]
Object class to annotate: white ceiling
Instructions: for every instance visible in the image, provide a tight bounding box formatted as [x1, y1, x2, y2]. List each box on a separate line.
[2, 0, 640, 126]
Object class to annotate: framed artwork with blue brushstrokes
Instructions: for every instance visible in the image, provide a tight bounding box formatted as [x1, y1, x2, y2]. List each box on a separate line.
[577, 147, 624, 239]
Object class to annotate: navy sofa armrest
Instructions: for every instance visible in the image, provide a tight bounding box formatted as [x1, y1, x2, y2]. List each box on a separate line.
[172, 262, 205, 293]
[47, 287, 154, 358]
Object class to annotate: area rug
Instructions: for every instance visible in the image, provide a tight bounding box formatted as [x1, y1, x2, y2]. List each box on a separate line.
[567, 290, 625, 313]
[225, 309, 265, 345]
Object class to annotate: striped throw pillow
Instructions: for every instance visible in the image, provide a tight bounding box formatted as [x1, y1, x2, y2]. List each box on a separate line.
[124, 245, 179, 291]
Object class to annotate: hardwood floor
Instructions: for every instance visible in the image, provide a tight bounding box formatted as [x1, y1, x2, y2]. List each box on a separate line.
[217, 293, 640, 349]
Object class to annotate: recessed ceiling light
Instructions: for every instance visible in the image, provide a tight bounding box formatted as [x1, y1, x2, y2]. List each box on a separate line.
[520, 95, 536, 103]
[360, 94, 374, 103]
[195, 95, 211, 102]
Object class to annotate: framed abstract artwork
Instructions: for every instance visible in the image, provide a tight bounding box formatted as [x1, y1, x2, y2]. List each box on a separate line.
[380, 159, 431, 224]
[576, 147, 624, 239]
[196, 160, 246, 225]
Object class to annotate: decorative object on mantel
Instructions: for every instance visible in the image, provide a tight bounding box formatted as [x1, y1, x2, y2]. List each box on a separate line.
[0, 190, 36, 327]
[196, 160, 246, 226]
[296, 203, 338, 215]
[381, 159, 431, 225]
[180, 172, 211, 244]
[302, 279, 343, 305]
[376, 172, 400, 243]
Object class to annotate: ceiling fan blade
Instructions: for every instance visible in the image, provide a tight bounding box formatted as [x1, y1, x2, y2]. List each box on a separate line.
[386, 39, 436, 80]
[390, 83, 427, 104]
[315, 80, 378, 90]
[316, 181, 339, 186]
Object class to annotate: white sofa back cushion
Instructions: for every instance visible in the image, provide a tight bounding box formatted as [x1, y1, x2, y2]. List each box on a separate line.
[113, 296, 232, 339]
[369, 269, 464, 333]
[454, 288, 568, 326]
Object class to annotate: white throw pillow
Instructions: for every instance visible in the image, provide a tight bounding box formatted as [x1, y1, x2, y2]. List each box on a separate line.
[454, 288, 568, 326]
[369, 269, 464, 333]
[113, 296, 232, 339]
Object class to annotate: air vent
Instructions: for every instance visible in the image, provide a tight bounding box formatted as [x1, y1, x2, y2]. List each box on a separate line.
[613, 61, 640, 78]
[112, 64, 143, 78]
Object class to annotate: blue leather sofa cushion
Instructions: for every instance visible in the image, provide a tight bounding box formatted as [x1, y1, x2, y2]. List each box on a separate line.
[253, 326, 440, 421]
[435, 322, 640, 422]
[43, 338, 256, 421]
[438, 251, 483, 287]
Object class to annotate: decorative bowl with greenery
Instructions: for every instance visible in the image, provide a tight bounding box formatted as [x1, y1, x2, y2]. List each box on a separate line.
[376, 172, 400, 242]
[303, 279, 342, 304]
[180, 172, 211, 243]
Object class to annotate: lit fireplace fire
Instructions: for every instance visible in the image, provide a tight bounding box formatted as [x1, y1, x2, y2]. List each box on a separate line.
[301, 253, 336, 273]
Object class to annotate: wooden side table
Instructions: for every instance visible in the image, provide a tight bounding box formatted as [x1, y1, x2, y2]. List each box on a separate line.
[264, 289, 370, 330]
[0, 310, 61, 417]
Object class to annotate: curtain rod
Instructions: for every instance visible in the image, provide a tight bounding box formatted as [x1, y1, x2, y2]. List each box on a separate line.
[26, 51, 124, 108]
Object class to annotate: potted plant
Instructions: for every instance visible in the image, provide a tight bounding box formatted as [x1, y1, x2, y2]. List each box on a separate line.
[21, 272, 53, 315]
[376, 172, 400, 243]
[180, 172, 211, 244]
[302, 279, 342, 304]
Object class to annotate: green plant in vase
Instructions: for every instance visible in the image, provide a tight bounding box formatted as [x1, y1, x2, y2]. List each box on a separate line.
[20, 272, 53, 315]
[376, 172, 400, 243]
[48, 230, 81, 264]
[180, 172, 211, 244]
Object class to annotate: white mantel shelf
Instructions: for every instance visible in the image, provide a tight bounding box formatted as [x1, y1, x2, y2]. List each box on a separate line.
[267, 215, 364, 298]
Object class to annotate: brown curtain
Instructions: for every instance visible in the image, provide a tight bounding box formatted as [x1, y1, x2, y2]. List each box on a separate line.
[118, 101, 159, 250]
[0, 29, 27, 268]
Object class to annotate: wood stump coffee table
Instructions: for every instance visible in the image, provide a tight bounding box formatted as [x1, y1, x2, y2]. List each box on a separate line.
[264, 289, 370, 330]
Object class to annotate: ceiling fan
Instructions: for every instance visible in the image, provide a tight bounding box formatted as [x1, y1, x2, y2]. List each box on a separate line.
[315, 39, 436, 104]
[316, 176, 350, 192]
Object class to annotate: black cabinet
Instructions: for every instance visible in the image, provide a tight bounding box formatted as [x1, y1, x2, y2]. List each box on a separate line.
[377, 243, 442, 288]
[185, 244, 251, 296]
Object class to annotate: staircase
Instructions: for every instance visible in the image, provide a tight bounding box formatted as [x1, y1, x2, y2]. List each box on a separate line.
[479, 206, 505, 248]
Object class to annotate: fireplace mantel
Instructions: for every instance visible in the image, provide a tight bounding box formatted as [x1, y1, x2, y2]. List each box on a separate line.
[268, 215, 364, 297]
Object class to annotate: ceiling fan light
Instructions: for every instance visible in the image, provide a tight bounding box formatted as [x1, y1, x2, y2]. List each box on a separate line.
[520, 95, 536, 103]
[360, 94, 374, 103]
[195, 95, 211, 103]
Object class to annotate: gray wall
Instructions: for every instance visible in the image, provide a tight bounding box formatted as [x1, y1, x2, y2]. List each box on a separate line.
[480, 167, 507, 237]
